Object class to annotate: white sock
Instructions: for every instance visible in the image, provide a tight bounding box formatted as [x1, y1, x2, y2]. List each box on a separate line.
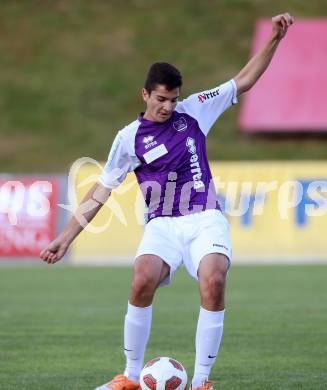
[192, 307, 225, 389]
[123, 302, 152, 383]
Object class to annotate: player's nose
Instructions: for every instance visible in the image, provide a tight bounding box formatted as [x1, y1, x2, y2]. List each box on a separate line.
[163, 101, 174, 112]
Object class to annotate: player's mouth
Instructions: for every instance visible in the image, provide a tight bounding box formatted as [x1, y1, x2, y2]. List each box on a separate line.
[158, 111, 171, 119]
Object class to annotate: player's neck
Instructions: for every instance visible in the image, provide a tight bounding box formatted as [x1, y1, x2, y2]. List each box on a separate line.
[143, 111, 157, 122]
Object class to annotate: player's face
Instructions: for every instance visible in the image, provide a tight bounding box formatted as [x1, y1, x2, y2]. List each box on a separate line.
[142, 84, 180, 123]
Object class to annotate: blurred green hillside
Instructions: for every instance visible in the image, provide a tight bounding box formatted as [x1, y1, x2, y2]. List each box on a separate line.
[1, 0, 327, 173]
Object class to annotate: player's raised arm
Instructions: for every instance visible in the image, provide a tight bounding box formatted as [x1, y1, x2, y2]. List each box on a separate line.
[234, 12, 294, 96]
[40, 182, 111, 264]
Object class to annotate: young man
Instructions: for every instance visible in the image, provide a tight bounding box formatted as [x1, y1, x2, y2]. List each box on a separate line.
[40, 13, 293, 390]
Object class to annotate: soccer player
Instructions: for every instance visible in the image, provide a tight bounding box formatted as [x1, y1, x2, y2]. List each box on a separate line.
[40, 13, 293, 390]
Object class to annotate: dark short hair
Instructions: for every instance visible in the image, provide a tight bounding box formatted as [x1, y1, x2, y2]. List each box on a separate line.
[144, 62, 182, 93]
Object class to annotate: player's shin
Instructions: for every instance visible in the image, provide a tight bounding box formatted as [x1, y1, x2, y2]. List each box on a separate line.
[123, 301, 152, 383]
[192, 307, 225, 388]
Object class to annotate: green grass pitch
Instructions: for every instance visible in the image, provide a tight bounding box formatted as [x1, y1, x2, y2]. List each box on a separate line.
[1, 264, 327, 389]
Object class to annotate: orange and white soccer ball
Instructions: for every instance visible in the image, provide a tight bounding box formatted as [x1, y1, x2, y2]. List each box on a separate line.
[140, 357, 188, 390]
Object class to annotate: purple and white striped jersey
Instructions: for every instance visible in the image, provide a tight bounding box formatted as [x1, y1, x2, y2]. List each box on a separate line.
[99, 79, 237, 221]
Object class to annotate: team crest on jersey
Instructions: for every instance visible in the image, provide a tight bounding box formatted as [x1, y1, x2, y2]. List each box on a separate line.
[173, 116, 187, 132]
[143, 135, 157, 149]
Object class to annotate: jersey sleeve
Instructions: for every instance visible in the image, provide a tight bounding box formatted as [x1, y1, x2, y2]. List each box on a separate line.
[98, 131, 141, 190]
[176, 79, 238, 136]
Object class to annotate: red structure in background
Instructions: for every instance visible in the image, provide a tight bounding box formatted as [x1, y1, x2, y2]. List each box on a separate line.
[240, 19, 327, 133]
[0, 178, 58, 258]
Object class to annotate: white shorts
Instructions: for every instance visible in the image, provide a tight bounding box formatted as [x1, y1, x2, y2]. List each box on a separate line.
[135, 209, 232, 286]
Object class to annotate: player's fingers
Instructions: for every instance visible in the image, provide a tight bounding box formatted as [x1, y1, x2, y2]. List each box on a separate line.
[280, 13, 294, 29]
[51, 252, 60, 264]
[44, 251, 53, 263]
[50, 253, 57, 263]
[284, 12, 293, 26]
[272, 13, 292, 30]
[272, 15, 285, 33]
[284, 13, 294, 25]
[41, 250, 50, 262]
[279, 16, 287, 30]
[282, 15, 292, 28]
[40, 248, 48, 260]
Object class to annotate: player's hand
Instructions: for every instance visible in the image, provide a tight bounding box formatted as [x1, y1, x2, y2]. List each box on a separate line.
[40, 237, 69, 264]
[272, 13, 294, 40]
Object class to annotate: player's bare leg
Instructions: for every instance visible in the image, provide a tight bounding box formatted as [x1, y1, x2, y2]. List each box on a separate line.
[124, 255, 170, 383]
[191, 253, 229, 389]
[130, 254, 171, 307]
[198, 253, 228, 311]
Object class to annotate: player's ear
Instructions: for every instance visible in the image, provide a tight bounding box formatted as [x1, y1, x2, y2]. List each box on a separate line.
[142, 88, 150, 102]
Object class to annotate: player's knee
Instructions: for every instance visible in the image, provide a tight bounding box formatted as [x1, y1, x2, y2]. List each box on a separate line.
[131, 271, 157, 300]
[208, 271, 226, 292]
[201, 270, 226, 301]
